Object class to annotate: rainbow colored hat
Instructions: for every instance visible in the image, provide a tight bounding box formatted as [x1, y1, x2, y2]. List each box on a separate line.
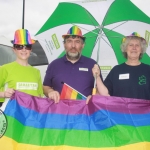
[12, 29, 35, 45]
[122, 32, 146, 43]
[62, 26, 85, 39]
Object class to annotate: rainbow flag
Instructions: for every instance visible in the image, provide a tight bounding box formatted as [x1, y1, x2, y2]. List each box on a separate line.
[60, 82, 87, 100]
[0, 91, 150, 150]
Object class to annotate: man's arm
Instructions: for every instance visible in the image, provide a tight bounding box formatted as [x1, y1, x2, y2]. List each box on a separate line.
[43, 86, 54, 97]
[43, 86, 60, 103]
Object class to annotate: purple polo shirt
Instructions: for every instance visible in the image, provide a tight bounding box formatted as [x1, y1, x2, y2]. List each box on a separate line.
[43, 55, 103, 97]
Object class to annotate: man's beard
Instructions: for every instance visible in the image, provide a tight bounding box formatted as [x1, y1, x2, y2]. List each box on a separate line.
[66, 51, 81, 61]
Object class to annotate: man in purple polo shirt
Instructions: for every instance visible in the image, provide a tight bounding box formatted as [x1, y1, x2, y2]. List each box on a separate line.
[43, 25, 103, 103]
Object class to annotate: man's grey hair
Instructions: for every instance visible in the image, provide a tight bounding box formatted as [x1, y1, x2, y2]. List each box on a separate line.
[63, 35, 85, 43]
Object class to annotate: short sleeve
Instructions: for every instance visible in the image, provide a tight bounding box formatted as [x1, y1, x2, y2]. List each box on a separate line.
[0, 66, 8, 89]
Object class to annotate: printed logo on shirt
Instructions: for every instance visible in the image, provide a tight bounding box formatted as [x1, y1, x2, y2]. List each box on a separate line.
[16, 82, 38, 90]
[79, 68, 88, 71]
[138, 75, 146, 85]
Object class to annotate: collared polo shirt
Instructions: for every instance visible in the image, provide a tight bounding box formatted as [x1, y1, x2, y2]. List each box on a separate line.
[43, 55, 103, 97]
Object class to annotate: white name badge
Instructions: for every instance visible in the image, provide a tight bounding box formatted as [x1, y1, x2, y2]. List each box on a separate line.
[119, 73, 129, 80]
[79, 68, 88, 71]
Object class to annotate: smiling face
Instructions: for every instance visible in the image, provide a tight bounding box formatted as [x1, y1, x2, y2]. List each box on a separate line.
[64, 36, 85, 61]
[125, 39, 142, 60]
[13, 45, 32, 61]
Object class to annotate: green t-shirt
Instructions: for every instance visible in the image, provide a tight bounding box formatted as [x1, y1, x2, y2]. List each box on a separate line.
[0, 61, 43, 102]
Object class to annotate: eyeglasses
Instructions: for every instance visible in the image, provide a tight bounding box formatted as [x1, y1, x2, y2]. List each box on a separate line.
[14, 45, 32, 50]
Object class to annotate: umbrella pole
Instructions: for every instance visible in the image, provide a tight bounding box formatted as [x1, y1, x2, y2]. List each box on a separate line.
[92, 32, 102, 95]
[92, 75, 97, 95]
[22, 0, 25, 29]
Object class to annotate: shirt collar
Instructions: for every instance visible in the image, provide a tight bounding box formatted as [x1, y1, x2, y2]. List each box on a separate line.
[63, 55, 84, 63]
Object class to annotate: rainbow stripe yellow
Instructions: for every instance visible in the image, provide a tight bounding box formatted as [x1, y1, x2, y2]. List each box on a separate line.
[1, 137, 150, 150]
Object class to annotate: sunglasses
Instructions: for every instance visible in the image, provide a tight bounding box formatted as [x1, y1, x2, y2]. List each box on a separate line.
[14, 45, 32, 50]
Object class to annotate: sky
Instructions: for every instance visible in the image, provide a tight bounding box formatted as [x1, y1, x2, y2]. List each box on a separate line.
[0, 0, 150, 40]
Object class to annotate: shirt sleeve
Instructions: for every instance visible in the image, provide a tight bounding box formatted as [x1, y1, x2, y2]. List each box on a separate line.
[0, 66, 7, 89]
[0, 66, 8, 101]
[43, 63, 53, 87]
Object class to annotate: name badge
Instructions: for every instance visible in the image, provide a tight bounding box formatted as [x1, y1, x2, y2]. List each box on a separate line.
[16, 82, 38, 90]
[79, 68, 88, 71]
[119, 73, 129, 80]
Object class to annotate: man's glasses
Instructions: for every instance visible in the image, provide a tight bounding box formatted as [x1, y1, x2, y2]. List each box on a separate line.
[14, 45, 32, 50]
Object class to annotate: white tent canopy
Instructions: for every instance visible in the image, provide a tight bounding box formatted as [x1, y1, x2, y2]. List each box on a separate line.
[0, 36, 15, 65]
[0, 36, 48, 66]
[0, 36, 12, 47]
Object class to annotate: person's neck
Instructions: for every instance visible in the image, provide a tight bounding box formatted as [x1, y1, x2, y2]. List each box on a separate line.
[125, 59, 141, 66]
[66, 56, 80, 64]
[16, 59, 29, 66]
[69, 59, 78, 64]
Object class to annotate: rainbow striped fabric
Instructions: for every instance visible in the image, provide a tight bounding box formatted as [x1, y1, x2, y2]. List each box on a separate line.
[0, 91, 150, 150]
[60, 83, 87, 100]
[13, 29, 35, 45]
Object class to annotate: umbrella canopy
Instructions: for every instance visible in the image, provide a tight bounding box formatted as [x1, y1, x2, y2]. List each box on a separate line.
[35, 0, 150, 69]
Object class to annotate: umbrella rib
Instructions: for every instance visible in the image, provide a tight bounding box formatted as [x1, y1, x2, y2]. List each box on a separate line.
[101, 36, 112, 48]
[82, 6, 99, 30]
[103, 21, 128, 35]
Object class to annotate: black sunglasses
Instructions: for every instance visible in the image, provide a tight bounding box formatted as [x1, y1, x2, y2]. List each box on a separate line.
[14, 45, 32, 50]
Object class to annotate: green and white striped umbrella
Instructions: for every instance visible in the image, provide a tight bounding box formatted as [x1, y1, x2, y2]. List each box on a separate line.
[35, 0, 150, 69]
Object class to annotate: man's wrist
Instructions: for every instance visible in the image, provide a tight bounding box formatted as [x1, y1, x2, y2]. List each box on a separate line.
[47, 88, 55, 95]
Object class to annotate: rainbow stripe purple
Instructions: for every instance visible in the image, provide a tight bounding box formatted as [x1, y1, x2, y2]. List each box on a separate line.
[1, 91, 150, 150]
[13, 29, 35, 45]
[62, 25, 85, 38]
